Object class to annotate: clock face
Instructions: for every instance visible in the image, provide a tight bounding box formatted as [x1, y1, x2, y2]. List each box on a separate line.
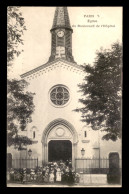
[57, 30, 64, 37]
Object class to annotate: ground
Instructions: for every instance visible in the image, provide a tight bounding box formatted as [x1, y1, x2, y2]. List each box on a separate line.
[7, 183, 121, 187]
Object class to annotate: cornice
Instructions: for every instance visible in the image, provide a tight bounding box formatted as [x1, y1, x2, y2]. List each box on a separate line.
[20, 58, 83, 79]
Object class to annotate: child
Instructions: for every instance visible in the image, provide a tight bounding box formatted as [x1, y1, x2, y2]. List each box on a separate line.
[22, 168, 27, 183]
[49, 171, 54, 183]
[75, 173, 80, 183]
[30, 169, 35, 182]
[44, 171, 49, 183]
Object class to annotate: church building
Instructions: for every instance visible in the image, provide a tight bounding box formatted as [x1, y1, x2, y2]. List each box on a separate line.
[8, 7, 121, 168]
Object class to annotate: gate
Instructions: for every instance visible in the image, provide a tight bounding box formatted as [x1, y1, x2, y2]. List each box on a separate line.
[12, 158, 38, 169]
[75, 157, 122, 174]
[7, 153, 12, 169]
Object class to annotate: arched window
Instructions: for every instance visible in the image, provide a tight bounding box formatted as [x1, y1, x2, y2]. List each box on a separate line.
[33, 131, 35, 139]
[84, 131, 87, 138]
[30, 126, 38, 139]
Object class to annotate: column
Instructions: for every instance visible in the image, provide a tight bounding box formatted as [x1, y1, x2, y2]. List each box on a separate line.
[72, 142, 77, 170]
[42, 143, 44, 166]
[44, 143, 47, 165]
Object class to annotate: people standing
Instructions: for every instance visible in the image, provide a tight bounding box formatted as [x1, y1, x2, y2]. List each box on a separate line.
[54, 166, 57, 183]
[56, 167, 61, 182]
[49, 171, 54, 183]
[44, 171, 49, 183]
[67, 169, 74, 185]
[42, 167, 46, 182]
[68, 160, 72, 169]
[22, 168, 27, 183]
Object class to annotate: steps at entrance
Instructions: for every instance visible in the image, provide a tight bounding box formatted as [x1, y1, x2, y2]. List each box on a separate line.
[79, 174, 107, 184]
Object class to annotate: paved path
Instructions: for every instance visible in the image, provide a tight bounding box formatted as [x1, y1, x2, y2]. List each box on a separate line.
[7, 183, 121, 187]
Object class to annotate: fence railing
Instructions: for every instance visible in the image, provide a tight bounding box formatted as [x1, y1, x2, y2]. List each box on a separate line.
[75, 158, 122, 174]
[12, 158, 38, 169]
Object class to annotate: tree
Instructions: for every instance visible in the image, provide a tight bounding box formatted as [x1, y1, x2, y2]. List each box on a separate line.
[7, 79, 35, 148]
[7, 6, 35, 149]
[7, 6, 26, 67]
[75, 42, 122, 141]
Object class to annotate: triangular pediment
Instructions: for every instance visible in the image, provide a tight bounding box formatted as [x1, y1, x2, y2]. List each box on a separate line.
[20, 58, 83, 78]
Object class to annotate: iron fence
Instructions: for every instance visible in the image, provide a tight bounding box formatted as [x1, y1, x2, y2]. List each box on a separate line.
[12, 158, 38, 169]
[75, 157, 122, 174]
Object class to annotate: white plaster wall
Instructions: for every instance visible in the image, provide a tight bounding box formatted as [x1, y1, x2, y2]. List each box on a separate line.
[8, 60, 121, 164]
[24, 61, 86, 163]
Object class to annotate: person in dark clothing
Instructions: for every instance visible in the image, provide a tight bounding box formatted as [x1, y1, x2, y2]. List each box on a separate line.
[42, 167, 46, 182]
[67, 169, 74, 185]
[61, 169, 66, 184]
[54, 167, 57, 183]
[66, 160, 69, 166]
[68, 160, 72, 169]
[19, 169, 24, 183]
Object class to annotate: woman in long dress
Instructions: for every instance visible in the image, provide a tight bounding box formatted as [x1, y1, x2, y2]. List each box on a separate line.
[56, 167, 61, 182]
[49, 171, 54, 183]
[44, 169, 49, 183]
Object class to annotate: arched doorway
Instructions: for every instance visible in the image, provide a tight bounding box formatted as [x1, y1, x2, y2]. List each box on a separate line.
[48, 140, 72, 162]
[42, 118, 78, 169]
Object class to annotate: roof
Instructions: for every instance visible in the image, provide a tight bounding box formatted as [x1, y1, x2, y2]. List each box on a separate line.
[20, 58, 83, 78]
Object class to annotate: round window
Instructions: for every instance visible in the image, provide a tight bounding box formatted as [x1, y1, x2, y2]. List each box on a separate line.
[50, 85, 70, 106]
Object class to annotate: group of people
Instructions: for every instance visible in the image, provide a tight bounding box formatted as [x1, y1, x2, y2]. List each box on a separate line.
[7, 160, 80, 185]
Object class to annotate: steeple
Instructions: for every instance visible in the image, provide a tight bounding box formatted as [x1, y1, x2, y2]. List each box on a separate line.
[49, 7, 75, 63]
[51, 7, 73, 31]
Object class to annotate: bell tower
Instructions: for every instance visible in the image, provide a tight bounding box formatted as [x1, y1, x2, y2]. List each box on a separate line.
[49, 7, 75, 63]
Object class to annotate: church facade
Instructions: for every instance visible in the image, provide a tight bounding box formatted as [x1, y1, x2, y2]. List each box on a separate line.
[8, 7, 121, 168]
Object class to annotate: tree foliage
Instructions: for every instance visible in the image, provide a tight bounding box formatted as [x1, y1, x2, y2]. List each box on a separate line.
[7, 6, 35, 148]
[7, 6, 26, 67]
[76, 42, 122, 141]
[7, 79, 35, 147]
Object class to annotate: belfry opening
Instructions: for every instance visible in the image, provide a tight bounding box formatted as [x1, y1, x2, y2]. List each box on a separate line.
[48, 140, 72, 162]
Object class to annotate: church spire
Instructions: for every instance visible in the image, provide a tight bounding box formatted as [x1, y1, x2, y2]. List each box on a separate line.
[51, 7, 72, 31]
[49, 7, 75, 63]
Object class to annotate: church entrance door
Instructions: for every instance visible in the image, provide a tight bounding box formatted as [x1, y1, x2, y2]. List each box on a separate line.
[48, 140, 72, 162]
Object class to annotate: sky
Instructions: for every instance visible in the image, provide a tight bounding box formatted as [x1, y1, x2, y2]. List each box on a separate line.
[9, 6, 122, 79]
